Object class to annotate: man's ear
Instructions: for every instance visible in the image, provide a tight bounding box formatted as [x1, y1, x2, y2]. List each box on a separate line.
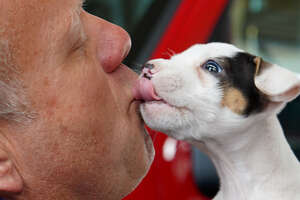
[254, 57, 300, 103]
[0, 148, 23, 195]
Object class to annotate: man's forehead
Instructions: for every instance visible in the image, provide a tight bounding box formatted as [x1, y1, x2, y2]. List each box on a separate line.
[0, 0, 84, 66]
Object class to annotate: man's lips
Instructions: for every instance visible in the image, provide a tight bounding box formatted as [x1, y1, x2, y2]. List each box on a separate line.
[132, 77, 161, 101]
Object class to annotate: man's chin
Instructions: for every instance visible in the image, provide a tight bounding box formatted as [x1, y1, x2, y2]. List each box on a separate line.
[128, 130, 154, 191]
[122, 129, 154, 198]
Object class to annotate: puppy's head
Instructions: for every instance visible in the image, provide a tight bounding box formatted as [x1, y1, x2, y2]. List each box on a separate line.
[133, 43, 300, 141]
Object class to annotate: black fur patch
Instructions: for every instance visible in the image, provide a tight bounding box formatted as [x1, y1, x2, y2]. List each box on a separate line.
[217, 52, 269, 116]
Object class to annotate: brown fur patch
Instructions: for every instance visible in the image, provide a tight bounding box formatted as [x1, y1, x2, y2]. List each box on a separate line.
[222, 87, 248, 115]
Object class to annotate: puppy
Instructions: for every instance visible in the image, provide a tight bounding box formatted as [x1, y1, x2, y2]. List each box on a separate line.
[133, 43, 300, 200]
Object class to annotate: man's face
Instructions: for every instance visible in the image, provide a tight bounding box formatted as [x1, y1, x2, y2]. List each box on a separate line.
[2, 0, 154, 199]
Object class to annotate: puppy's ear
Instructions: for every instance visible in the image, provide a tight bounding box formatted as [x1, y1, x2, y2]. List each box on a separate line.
[254, 57, 300, 103]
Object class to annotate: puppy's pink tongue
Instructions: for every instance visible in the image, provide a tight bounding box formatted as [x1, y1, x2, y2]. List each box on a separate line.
[133, 78, 161, 101]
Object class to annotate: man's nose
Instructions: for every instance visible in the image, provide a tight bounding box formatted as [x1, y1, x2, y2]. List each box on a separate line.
[93, 16, 131, 73]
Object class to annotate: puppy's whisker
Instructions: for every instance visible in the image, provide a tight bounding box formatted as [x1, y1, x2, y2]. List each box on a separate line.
[167, 48, 176, 56]
[162, 52, 173, 59]
[162, 48, 176, 59]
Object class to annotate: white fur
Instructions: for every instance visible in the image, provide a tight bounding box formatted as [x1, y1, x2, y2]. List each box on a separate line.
[140, 43, 300, 200]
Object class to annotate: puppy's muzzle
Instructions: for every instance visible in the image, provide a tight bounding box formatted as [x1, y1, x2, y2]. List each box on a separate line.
[133, 63, 161, 101]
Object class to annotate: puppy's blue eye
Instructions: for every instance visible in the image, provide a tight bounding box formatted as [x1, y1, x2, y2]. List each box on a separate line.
[204, 60, 223, 73]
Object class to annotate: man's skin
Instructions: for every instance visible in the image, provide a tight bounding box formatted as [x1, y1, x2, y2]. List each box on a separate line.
[0, 0, 154, 199]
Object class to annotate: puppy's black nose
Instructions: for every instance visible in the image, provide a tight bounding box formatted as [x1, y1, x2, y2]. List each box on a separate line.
[141, 63, 155, 80]
[144, 63, 154, 70]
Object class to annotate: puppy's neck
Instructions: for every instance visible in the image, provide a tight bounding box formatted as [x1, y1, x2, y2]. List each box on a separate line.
[194, 116, 300, 200]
